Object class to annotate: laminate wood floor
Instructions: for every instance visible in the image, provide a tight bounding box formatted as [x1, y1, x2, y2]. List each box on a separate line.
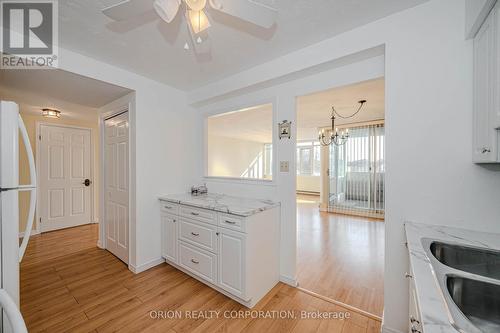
[297, 195, 385, 317]
[20, 223, 381, 333]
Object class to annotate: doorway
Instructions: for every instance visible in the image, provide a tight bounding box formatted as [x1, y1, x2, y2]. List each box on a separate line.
[37, 124, 93, 232]
[296, 78, 385, 318]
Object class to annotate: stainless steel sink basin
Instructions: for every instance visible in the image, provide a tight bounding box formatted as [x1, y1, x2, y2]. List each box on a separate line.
[430, 241, 500, 280]
[447, 276, 500, 333]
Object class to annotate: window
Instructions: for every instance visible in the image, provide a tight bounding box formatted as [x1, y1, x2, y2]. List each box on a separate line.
[296, 141, 321, 176]
[207, 103, 273, 180]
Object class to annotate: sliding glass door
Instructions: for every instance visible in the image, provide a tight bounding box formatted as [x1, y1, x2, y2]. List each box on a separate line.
[329, 124, 385, 218]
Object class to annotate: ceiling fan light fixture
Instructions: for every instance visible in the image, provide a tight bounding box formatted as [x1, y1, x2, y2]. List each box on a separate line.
[188, 9, 210, 34]
[185, 0, 207, 11]
[153, 0, 181, 23]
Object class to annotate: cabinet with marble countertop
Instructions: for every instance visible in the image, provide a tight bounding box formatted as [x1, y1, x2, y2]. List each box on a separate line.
[159, 193, 280, 308]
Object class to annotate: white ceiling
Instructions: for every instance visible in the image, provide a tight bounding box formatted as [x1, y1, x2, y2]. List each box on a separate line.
[208, 78, 384, 142]
[297, 77, 385, 140]
[0, 68, 132, 122]
[60, 0, 428, 90]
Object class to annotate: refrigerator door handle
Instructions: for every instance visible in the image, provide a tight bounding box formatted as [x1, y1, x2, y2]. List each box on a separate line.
[18, 115, 37, 262]
[0, 289, 28, 333]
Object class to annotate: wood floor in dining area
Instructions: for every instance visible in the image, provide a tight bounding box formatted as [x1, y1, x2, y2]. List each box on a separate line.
[20, 224, 381, 333]
[297, 194, 385, 317]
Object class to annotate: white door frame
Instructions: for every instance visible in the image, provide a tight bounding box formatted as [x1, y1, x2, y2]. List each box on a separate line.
[99, 105, 132, 267]
[35, 122, 95, 234]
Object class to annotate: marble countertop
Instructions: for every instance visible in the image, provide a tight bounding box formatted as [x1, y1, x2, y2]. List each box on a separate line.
[405, 222, 500, 333]
[158, 193, 280, 217]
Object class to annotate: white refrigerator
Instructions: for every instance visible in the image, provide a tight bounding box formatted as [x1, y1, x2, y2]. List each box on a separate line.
[0, 101, 34, 333]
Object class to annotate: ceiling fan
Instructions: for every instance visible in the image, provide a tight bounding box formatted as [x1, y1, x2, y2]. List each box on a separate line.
[102, 0, 278, 53]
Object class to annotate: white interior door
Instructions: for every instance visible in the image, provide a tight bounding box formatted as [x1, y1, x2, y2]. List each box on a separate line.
[40, 125, 92, 232]
[104, 112, 129, 264]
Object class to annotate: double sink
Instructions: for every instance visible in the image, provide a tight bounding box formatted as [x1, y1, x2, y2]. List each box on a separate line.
[422, 239, 500, 333]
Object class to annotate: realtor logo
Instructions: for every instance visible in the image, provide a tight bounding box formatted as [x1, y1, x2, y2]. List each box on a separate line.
[1, 0, 58, 68]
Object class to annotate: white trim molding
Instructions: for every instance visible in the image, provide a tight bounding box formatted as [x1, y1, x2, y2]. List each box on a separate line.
[18, 230, 40, 239]
[129, 258, 164, 274]
[279, 275, 298, 287]
[381, 324, 405, 333]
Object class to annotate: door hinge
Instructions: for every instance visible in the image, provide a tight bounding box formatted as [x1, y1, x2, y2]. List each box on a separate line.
[39, 217, 42, 224]
[38, 134, 41, 141]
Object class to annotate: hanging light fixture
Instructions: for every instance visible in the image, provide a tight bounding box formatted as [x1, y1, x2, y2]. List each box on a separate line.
[188, 9, 210, 34]
[41, 108, 61, 119]
[318, 100, 366, 146]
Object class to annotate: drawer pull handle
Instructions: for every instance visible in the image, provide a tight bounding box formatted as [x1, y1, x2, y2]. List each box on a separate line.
[191, 232, 200, 236]
[191, 212, 200, 216]
[191, 259, 199, 264]
[225, 220, 236, 224]
[164, 206, 172, 209]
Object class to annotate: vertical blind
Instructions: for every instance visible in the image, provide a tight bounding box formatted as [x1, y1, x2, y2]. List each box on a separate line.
[329, 123, 385, 218]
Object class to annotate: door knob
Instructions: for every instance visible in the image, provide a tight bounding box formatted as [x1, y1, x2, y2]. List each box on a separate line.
[83, 179, 92, 186]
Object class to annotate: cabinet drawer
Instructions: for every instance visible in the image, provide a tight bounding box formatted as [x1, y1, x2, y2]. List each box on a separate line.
[178, 241, 217, 284]
[160, 201, 179, 215]
[180, 206, 217, 225]
[218, 213, 246, 232]
[179, 219, 218, 253]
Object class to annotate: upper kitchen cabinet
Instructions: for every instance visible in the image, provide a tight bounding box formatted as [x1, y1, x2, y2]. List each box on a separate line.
[473, 2, 500, 163]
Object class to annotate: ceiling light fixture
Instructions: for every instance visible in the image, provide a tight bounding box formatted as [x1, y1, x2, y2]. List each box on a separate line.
[42, 108, 61, 119]
[319, 100, 366, 146]
[185, 0, 207, 11]
[188, 9, 210, 34]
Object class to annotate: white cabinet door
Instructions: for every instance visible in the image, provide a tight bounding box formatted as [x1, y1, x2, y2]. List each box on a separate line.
[473, 6, 499, 163]
[408, 275, 422, 333]
[161, 214, 177, 263]
[218, 228, 246, 300]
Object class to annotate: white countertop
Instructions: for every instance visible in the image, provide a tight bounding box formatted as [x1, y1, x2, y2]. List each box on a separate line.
[405, 222, 500, 333]
[158, 193, 280, 217]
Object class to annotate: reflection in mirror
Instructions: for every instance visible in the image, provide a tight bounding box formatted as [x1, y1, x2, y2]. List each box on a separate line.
[207, 103, 273, 180]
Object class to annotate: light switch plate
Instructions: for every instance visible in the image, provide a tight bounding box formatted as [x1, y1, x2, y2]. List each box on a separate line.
[280, 161, 289, 172]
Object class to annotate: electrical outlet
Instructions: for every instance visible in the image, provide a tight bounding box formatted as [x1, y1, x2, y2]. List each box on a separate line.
[280, 161, 289, 172]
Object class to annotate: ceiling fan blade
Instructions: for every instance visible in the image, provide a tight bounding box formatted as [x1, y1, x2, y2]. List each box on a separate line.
[102, 0, 154, 21]
[208, 0, 277, 28]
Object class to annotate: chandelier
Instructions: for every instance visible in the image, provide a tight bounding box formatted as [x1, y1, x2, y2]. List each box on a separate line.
[318, 100, 366, 146]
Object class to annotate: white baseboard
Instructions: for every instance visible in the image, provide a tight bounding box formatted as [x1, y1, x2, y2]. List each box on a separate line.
[381, 324, 405, 333]
[19, 230, 40, 238]
[279, 275, 298, 287]
[129, 257, 165, 274]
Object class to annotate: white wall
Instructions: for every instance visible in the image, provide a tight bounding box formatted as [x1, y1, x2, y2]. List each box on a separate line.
[197, 55, 385, 287]
[191, 1, 500, 331]
[56, 47, 201, 272]
[208, 135, 265, 178]
[296, 176, 320, 193]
